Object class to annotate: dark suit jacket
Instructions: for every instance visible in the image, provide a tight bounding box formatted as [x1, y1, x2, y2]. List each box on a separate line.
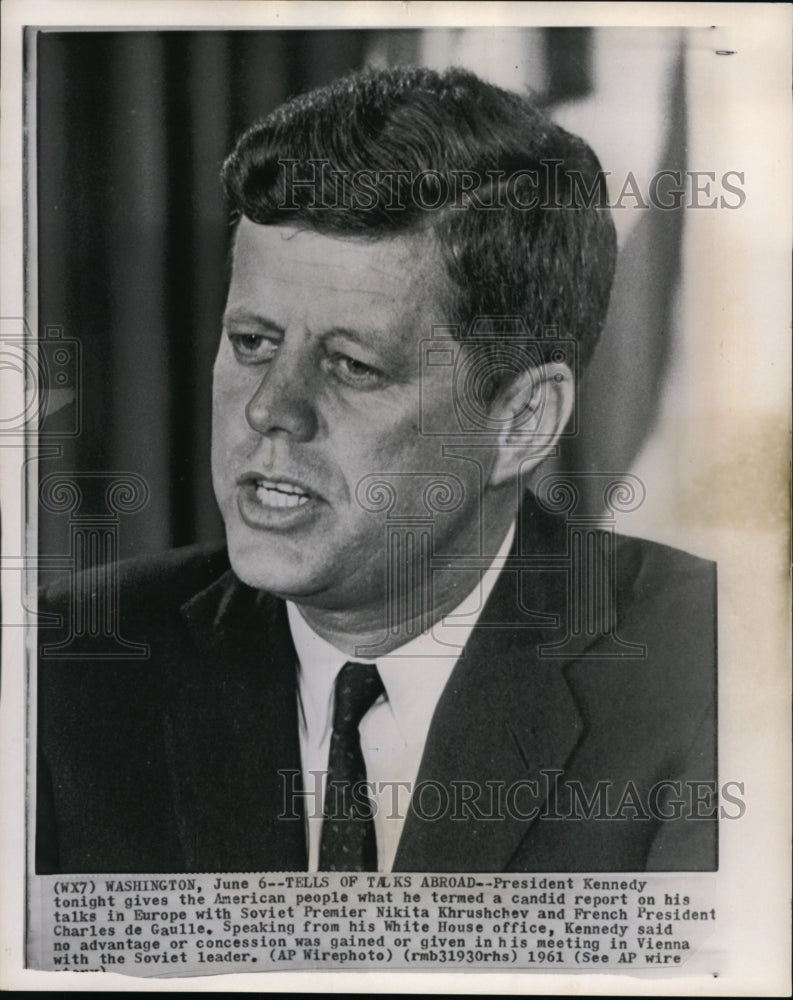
[36, 496, 717, 874]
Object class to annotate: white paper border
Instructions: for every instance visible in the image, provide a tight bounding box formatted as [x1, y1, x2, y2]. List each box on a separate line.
[2, 2, 790, 994]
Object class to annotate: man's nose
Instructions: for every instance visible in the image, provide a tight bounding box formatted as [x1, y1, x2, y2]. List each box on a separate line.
[244, 342, 319, 441]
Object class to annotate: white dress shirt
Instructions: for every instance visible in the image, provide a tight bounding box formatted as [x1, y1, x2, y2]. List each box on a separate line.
[288, 521, 515, 872]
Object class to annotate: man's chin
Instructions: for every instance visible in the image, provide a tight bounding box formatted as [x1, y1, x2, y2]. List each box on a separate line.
[224, 528, 329, 600]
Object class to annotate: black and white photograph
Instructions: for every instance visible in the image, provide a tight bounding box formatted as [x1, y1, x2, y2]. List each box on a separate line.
[1, 1, 790, 993]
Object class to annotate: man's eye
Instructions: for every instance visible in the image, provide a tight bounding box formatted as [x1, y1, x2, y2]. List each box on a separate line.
[228, 333, 278, 364]
[328, 354, 386, 388]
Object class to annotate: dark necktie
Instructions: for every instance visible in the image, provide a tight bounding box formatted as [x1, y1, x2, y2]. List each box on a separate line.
[319, 661, 384, 871]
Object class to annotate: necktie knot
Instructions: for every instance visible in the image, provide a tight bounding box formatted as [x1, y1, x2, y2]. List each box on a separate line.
[332, 661, 383, 733]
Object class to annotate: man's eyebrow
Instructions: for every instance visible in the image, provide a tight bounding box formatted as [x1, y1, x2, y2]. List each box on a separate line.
[322, 325, 375, 346]
[222, 309, 285, 335]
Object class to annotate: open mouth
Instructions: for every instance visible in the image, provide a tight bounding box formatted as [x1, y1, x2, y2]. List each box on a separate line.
[235, 470, 320, 528]
[254, 479, 311, 509]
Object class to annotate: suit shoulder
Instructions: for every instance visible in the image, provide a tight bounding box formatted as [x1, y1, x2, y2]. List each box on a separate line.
[608, 534, 717, 682]
[614, 532, 716, 597]
[40, 541, 230, 613]
[37, 543, 231, 699]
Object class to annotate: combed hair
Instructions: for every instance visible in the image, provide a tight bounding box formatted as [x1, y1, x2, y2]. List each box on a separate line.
[221, 66, 617, 383]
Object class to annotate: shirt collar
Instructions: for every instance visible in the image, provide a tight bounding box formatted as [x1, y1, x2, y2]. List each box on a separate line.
[288, 520, 515, 742]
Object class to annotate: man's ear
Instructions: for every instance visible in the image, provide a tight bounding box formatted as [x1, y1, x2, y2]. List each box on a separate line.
[486, 362, 575, 487]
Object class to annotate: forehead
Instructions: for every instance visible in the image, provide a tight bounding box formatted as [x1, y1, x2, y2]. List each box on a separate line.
[228, 219, 448, 330]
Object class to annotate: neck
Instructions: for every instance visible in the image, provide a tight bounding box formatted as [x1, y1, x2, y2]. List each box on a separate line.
[293, 507, 515, 657]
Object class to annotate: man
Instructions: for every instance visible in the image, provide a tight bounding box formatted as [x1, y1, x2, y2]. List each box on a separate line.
[36, 66, 716, 874]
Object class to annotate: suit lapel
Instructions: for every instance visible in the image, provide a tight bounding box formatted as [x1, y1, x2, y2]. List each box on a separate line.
[160, 497, 630, 873]
[394, 497, 596, 872]
[163, 571, 307, 872]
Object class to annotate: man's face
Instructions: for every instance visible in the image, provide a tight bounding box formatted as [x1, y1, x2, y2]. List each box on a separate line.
[212, 220, 494, 614]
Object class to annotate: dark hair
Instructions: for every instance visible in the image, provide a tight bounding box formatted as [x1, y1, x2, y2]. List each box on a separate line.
[221, 66, 616, 388]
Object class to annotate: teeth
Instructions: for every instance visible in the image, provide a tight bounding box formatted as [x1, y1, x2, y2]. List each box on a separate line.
[255, 482, 310, 509]
[257, 479, 308, 495]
